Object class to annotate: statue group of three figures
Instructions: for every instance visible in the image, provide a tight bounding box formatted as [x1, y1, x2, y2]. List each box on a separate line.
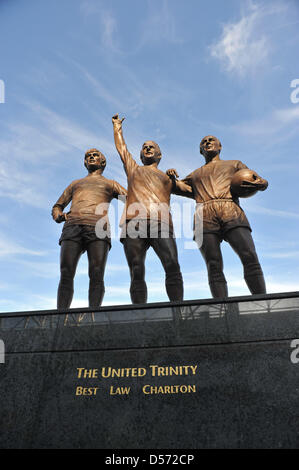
[52, 114, 268, 309]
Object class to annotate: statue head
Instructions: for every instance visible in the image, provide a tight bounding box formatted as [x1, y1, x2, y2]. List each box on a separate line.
[140, 141, 162, 166]
[84, 148, 106, 173]
[200, 136, 222, 160]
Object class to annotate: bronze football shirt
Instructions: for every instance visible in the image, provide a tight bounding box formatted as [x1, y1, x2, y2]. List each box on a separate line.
[52, 174, 127, 226]
[182, 159, 248, 203]
[116, 138, 174, 225]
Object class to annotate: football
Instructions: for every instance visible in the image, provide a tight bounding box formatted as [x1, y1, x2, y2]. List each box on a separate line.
[230, 169, 268, 198]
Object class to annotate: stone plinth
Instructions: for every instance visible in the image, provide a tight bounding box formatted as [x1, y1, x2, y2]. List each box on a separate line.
[0, 292, 299, 449]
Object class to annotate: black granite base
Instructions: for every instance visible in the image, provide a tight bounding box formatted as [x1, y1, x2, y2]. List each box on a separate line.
[0, 292, 299, 449]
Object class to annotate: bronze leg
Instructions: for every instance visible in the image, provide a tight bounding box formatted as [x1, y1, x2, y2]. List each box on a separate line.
[200, 233, 228, 298]
[86, 240, 109, 308]
[150, 237, 184, 301]
[225, 227, 266, 294]
[58, 241, 83, 309]
[123, 238, 148, 304]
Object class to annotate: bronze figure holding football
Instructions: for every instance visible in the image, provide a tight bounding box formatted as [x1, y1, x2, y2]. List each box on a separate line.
[167, 135, 268, 298]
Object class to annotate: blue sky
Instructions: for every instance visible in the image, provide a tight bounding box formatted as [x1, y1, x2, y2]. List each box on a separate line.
[0, 0, 299, 311]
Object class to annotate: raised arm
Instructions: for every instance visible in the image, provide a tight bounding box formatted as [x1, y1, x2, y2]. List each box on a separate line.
[112, 114, 138, 176]
[166, 169, 194, 199]
[51, 182, 73, 223]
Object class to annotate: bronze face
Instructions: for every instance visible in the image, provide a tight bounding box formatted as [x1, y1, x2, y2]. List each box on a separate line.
[140, 141, 161, 166]
[84, 148, 106, 172]
[200, 136, 222, 160]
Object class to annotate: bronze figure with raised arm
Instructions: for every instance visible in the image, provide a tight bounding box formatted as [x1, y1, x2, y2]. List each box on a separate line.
[167, 135, 268, 298]
[112, 114, 192, 304]
[52, 148, 127, 309]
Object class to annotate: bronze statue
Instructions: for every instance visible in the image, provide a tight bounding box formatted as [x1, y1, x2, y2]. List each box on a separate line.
[52, 149, 127, 309]
[167, 135, 268, 298]
[112, 114, 192, 304]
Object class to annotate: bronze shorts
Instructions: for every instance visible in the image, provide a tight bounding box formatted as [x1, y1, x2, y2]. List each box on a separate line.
[59, 223, 111, 252]
[198, 200, 251, 241]
[120, 219, 174, 242]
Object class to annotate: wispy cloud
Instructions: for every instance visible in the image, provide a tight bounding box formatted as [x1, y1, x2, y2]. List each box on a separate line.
[139, 0, 184, 47]
[0, 98, 127, 208]
[80, 0, 121, 53]
[274, 106, 299, 125]
[214, 104, 299, 145]
[263, 251, 299, 259]
[81, 0, 184, 55]
[246, 204, 299, 220]
[0, 164, 49, 209]
[25, 100, 115, 154]
[100, 9, 119, 52]
[0, 233, 45, 257]
[65, 58, 124, 110]
[209, 1, 287, 77]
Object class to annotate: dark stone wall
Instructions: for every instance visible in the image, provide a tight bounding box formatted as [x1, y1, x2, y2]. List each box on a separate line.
[0, 294, 299, 449]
